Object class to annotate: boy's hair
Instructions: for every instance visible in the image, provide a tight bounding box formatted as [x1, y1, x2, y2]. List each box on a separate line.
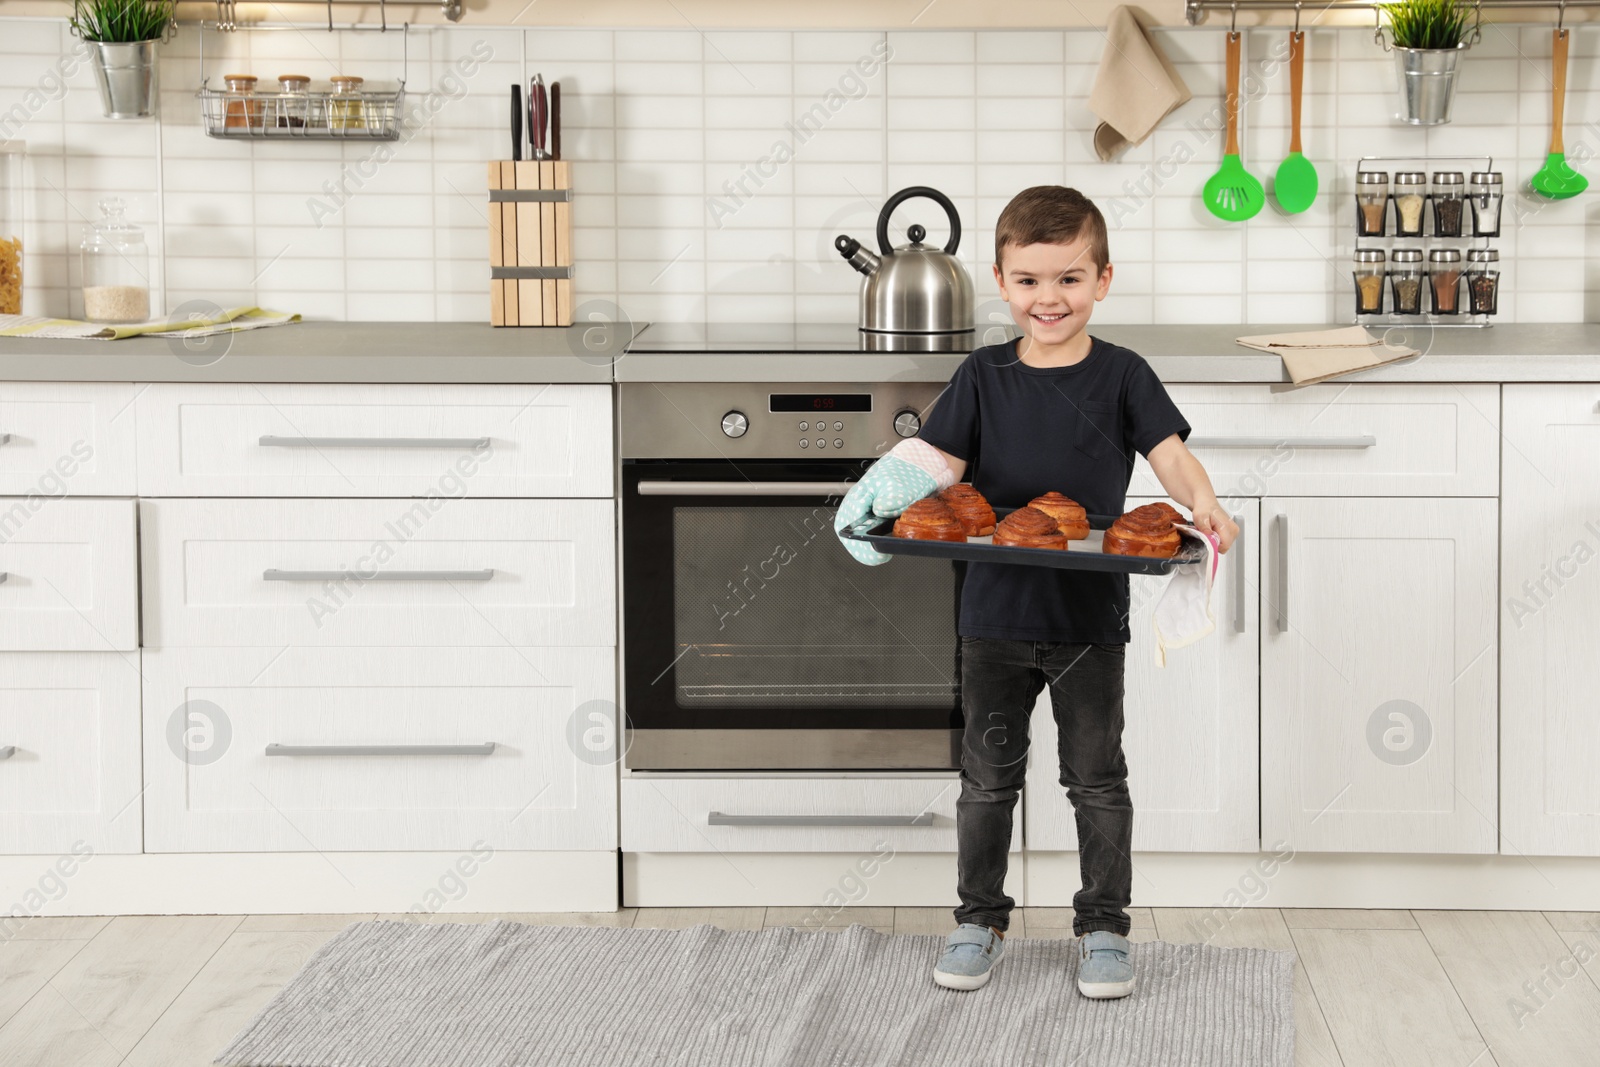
[994, 186, 1110, 276]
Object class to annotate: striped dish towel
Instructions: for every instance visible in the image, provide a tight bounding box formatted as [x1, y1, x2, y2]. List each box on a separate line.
[0, 307, 300, 340]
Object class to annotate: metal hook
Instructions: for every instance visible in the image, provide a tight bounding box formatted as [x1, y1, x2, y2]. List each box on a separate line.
[1471, 0, 1484, 45]
[1558, 0, 1567, 33]
[1230, 0, 1239, 33]
[1374, 4, 1389, 51]
[1293, 0, 1303, 35]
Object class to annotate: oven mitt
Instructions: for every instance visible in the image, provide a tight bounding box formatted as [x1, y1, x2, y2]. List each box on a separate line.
[833, 438, 957, 565]
[1152, 524, 1221, 667]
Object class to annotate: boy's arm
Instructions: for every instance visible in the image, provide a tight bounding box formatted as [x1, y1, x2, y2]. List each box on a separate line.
[1145, 434, 1240, 553]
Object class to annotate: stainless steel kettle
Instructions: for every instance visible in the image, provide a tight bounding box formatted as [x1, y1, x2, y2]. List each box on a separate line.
[835, 186, 974, 335]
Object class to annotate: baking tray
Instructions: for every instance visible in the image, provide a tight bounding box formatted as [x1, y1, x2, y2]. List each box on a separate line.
[842, 507, 1204, 575]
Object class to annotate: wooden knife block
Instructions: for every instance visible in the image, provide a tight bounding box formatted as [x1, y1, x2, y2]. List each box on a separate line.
[487, 160, 572, 327]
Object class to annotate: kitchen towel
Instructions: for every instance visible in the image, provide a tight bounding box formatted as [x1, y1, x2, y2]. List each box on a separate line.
[1235, 324, 1420, 386]
[0, 306, 299, 340]
[1089, 6, 1193, 161]
[1153, 523, 1220, 667]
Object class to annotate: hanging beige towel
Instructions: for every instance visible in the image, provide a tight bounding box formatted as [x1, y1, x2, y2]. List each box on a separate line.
[1236, 325, 1420, 386]
[1089, 6, 1193, 161]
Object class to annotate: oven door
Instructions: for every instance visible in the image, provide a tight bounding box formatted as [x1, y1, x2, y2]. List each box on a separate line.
[622, 459, 963, 770]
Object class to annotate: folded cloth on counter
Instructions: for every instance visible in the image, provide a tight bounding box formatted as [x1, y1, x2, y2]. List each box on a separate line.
[1235, 325, 1420, 386]
[0, 307, 300, 340]
[1152, 524, 1220, 668]
[1089, 5, 1193, 162]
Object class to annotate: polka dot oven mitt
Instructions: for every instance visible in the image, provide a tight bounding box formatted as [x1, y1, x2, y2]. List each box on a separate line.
[833, 439, 957, 566]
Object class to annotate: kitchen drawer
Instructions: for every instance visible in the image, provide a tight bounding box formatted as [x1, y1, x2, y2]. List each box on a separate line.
[140, 498, 614, 648]
[0, 383, 138, 495]
[1127, 383, 1499, 496]
[141, 645, 618, 852]
[621, 775, 1019, 854]
[0, 652, 142, 854]
[0, 498, 137, 651]
[134, 383, 612, 497]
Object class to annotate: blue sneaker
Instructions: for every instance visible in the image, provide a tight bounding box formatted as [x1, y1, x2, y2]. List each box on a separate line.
[932, 923, 1006, 991]
[1076, 930, 1135, 999]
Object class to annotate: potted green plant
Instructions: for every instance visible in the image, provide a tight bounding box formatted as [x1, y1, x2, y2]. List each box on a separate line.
[69, 0, 178, 119]
[1376, 0, 1477, 125]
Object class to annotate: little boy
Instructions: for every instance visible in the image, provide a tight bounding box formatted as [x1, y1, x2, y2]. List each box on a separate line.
[832, 185, 1238, 999]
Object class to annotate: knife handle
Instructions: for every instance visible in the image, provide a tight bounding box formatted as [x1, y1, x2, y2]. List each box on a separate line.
[551, 80, 561, 161]
[510, 83, 522, 162]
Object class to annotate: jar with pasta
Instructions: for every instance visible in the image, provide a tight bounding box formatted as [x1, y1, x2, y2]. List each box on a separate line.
[0, 143, 20, 315]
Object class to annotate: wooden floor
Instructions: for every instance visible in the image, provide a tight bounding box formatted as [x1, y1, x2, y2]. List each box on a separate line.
[2, 907, 1597, 1065]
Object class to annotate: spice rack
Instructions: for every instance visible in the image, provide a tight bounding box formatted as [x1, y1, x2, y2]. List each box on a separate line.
[1351, 155, 1500, 328]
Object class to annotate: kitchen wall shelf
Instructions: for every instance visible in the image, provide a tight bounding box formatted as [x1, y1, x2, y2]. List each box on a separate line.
[204, 0, 458, 31]
[1188, 0, 1600, 26]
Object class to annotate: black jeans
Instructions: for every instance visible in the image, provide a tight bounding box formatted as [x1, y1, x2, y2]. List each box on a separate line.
[952, 636, 1133, 937]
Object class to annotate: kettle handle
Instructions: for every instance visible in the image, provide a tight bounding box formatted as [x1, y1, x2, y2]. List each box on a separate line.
[876, 186, 961, 256]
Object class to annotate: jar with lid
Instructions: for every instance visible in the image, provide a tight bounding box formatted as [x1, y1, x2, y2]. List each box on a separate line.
[0, 143, 20, 316]
[1469, 171, 1503, 237]
[79, 197, 150, 324]
[1427, 248, 1463, 315]
[223, 74, 261, 130]
[1389, 248, 1424, 314]
[1431, 171, 1465, 237]
[276, 74, 311, 129]
[329, 75, 366, 130]
[1466, 248, 1499, 315]
[1353, 249, 1386, 315]
[1393, 171, 1427, 237]
[1356, 170, 1389, 236]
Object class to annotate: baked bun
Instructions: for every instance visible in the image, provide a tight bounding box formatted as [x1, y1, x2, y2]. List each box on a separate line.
[992, 506, 1068, 550]
[892, 497, 967, 542]
[1026, 491, 1090, 540]
[1102, 502, 1184, 559]
[938, 483, 997, 536]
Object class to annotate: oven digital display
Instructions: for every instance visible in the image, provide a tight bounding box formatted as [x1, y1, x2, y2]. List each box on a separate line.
[768, 393, 872, 413]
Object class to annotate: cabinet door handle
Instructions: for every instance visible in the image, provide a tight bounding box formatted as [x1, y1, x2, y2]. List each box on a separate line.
[266, 742, 497, 757]
[707, 811, 936, 827]
[1274, 513, 1289, 633]
[638, 480, 855, 497]
[0, 745, 14, 761]
[0, 572, 8, 584]
[258, 435, 489, 449]
[262, 569, 495, 582]
[1232, 513, 1246, 634]
[1188, 435, 1376, 449]
[0, 433, 11, 445]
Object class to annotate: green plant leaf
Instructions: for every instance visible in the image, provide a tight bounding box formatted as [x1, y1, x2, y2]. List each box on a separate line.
[1378, 0, 1471, 49]
[70, 0, 176, 43]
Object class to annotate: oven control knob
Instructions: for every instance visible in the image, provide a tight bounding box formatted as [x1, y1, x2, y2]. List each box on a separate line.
[720, 410, 749, 438]
[893, 409, 921, 438]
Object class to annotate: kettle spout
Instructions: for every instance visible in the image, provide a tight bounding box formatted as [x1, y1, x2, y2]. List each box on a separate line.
[834, 234, 881, 277]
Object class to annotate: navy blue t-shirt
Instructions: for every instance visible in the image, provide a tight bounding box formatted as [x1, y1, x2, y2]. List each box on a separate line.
[916, 334, 1191, 644]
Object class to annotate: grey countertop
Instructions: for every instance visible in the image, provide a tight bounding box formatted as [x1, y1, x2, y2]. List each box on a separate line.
[0, 320, 1597, 384]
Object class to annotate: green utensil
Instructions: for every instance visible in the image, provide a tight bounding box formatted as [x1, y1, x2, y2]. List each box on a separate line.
[1531, 27, 1588, 200]
[1203, 31, 1266, 222]
[1272, 30, 1318, 214]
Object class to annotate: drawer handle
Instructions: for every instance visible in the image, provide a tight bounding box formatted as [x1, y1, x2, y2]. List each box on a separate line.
[1274, 513, 1289, 633]
[707, 811, 936, 827]
[0, 433, 10, 445]
[1188, 435, 1376, 449]
[0, 572, 7, 584]
[639, 480, 855, 497]
[262, 569, 495, 582]
[1232, 513, 1246, 634]
[0, 745, 14, 761]
[266, 742, 497, 757]
[258, 435, 490, 449]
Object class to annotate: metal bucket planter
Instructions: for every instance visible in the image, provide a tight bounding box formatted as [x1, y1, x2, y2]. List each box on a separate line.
[88, 39, 159, 118]
[1392, 42, 1469, 125]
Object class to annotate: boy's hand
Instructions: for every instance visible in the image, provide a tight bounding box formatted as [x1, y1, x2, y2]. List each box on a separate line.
[833, 439, 956, 565]
[1189, 500, 1239, 553]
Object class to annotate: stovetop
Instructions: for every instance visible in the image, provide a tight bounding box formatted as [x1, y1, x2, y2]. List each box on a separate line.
[624, 321, 1016, 353]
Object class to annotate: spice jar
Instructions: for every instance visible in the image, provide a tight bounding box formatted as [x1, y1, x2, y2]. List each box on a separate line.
[1393, 171, 1427, 237]
[1353, 249, 1386, 315]
[276, 74, 310, 129]
[1427, 248, 1463, 315]
[1466, 248, 1500, 315]
[223, 74, 261, 130]
[1469, 171, 1503, 237]
[329, 75, 366, 130]
[0, 143, 21, 316]
[1389, 248, 1424, 315]
[1431, 171, 1464, 237]
[1356, 170, 1389, 237]
[79, 197, 150, 324]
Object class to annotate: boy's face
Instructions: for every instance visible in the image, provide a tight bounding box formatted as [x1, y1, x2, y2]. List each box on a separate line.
[991, 234, 1112, 348]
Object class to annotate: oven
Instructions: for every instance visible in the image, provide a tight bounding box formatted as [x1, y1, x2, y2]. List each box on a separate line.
[618, 381, 964, 771]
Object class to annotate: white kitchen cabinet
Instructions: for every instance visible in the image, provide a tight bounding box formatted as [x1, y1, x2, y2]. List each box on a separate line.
[141, 645, 617, 852]
[1025, 498, 1260, 854]
[0, 497, 137, 651]
[140, 497, 615, 648]
[1261, 497, 1497, 854]
[1500, 384, 1600, 856]
[0, 383, 139, 496]
[0, 652, 142, 854]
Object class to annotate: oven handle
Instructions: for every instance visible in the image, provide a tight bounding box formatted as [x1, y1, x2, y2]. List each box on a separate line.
[637, 480, 855, 497]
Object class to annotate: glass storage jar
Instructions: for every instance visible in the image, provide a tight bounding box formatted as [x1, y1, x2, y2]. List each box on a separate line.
[79, 197, 150, 324]
[1393, 171, 1427, 237]
[329, 75, 366, 130]
[223, 74, 261, 130]
[0, 143, 20, 315]
[1431, 171, 1464, 237]
[1356, 170, 1389, 236]
[1466, 248, 1500, 315]
[276, 74, 311, 129]
[1469, 171, 1503, 237]
[1389, 248, 1424, 314]
[1353, 249, 1386, 315]
[1427, 248, 1463, 315]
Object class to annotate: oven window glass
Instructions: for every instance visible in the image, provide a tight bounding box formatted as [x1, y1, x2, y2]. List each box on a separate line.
[672, 505, 959, 709]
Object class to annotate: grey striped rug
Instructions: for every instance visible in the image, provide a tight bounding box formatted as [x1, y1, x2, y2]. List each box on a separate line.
[214, 919, 1295, 1067]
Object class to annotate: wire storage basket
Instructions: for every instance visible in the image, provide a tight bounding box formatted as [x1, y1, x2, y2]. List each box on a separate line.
[198, 83, 404, 139]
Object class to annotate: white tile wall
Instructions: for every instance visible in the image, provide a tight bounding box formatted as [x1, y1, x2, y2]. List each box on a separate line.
[1, 16, 1596, 325]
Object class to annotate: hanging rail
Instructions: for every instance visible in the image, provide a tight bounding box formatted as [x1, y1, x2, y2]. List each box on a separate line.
[204, 0, 461, 31]
[1188, 0, 1597, 25]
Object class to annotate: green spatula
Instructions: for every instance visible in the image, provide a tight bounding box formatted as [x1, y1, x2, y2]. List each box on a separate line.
[1203, 31, 1265, 221]
[1273, 30, 1318, 214]
[1531, 27, 1587, 200]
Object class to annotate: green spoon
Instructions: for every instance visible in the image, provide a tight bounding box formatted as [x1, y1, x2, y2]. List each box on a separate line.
[1531, 27, 1588, 200]
[1203, 31, 1265, 222]
[1273, 30, 1318, 214]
